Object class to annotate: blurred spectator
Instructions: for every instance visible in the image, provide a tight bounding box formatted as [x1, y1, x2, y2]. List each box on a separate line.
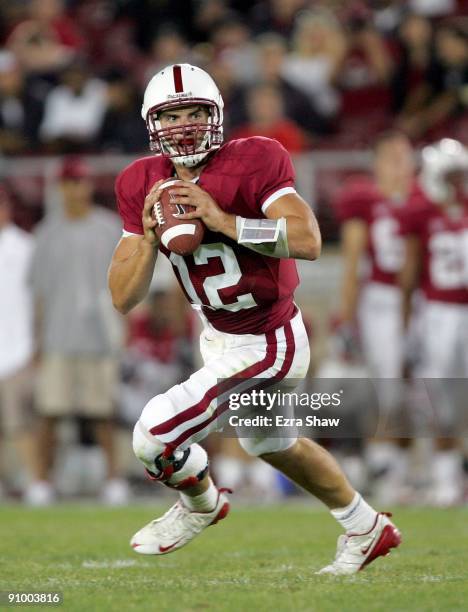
[254, 33, 332, 135]
[0, 186, 37, 501]
[371, 0, 407, 34]
[98, 71, 147, 153]
[71, 0, 118, 67]
[192, 0, 238, 43]
[119, 288, 194, 426]
[118, 0, 197, 52]
[229, 82, 308, 152]
[0, 51, 43, 154]
[226, 32, 332, 136]
[391, 14, 434, 114]
[39, 59, 108, 152]
[249, 0, 308, 38]
[71, 0, 143, 73]
[210, 17, 258, 86]
[282, 9, 346, 122]
[139, 26, 192, 88]
[397, 22, 468, 140]
[28, 157, 127, 505]
[409, 0, 457, 18]
[6, 0, 83, 80]
[337, 4, 393, 120]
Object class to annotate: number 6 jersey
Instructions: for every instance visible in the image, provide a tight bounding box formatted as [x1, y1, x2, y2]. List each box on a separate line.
[334, 176, 412, 286]
[115, 137, 300, 334]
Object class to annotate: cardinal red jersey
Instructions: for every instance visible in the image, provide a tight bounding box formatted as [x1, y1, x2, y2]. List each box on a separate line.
[400, 190, 468, 305]
[115, 137, 300, 334]
[335, 176, 414, 286]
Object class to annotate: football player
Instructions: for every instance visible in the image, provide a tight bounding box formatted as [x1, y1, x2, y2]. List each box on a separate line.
[400, 138, 468, 506]
[108, 64, 401, 574]
[334, 131, 417, 502]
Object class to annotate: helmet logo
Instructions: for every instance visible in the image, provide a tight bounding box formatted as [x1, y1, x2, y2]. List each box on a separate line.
[167, 92, 193, 99]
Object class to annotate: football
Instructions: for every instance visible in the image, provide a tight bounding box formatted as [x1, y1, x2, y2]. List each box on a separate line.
[152, 179, 205, 255]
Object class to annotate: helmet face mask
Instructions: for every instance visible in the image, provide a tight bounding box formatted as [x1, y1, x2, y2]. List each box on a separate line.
[142, 65, 224, 167]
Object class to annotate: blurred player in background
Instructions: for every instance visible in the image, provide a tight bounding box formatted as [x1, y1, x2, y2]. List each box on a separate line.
[0, 186, 37, 501]
[109, 63, 401, 574]
[29, 157, 128, 506]
[400, 138, 468, 506]
[334, 131, 417, 502]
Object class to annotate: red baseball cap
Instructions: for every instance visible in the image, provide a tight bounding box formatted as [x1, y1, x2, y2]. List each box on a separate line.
[59, 156, 91, 180]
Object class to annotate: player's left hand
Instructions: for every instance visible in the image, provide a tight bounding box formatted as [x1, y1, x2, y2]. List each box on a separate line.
[170, 182, 229, 233]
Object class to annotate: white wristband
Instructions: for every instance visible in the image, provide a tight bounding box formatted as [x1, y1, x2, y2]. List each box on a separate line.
[236, 216, 289, 258]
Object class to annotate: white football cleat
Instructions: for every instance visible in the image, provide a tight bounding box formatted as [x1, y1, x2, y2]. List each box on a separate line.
[317, 512, 402, 576]
[131, 489, 230, 555]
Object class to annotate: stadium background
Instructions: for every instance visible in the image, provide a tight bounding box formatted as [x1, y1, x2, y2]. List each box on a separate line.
[0, 0, 467, 503]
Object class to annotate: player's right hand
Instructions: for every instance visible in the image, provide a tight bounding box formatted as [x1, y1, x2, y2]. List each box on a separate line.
[142, 179, 166, 246]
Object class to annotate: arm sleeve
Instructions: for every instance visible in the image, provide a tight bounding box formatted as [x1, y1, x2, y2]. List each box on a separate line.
[115, 164, 145, 235]
[244, 138, 296, 214]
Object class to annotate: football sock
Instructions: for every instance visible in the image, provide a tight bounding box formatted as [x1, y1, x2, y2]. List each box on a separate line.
[331, 492, 377, 534]
[180, 479, 218, 512]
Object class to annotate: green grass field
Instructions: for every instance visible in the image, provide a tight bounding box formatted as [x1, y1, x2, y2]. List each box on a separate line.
[0, 503, 467, 612]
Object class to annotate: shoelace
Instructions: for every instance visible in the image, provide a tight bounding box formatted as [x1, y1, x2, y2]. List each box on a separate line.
[149, 488, 233, 539]
[333, 513, 391, 565]
[333, 535, 348, 562]
[154, 201, 165, 226]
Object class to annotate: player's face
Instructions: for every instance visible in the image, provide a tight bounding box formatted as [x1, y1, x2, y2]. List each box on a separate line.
[60, 177, 93, 215]
[158, 105, 210, 148]
[374, 137, 415, 190]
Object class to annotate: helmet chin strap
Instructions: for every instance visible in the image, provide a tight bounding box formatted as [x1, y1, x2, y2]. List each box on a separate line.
[160, 126, 212, 167]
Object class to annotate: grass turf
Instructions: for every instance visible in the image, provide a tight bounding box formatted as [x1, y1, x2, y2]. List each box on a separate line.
[0, 504, 467, 612]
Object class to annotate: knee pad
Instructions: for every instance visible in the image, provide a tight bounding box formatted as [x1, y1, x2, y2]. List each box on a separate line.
[133, 420, 209, 490]
[238, 435, 297, 457]
[133, 419, 165, 471]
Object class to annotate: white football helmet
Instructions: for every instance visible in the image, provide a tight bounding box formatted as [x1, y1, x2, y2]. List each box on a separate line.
[420, 138, 468, 203]
[141, 64, 224, 167]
